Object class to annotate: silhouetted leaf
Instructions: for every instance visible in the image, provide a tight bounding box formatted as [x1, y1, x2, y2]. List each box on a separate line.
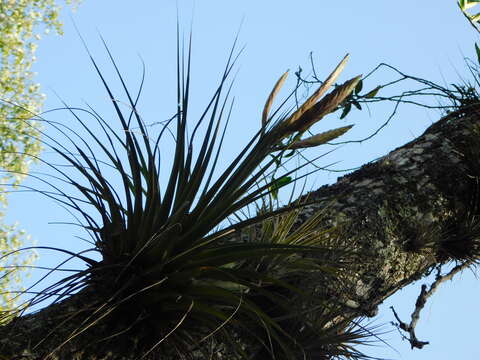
[365, 86, 381, 98]
[354, 79, 363, 94]
[269, 176, 293, 200]
[340, 103, 352, 119]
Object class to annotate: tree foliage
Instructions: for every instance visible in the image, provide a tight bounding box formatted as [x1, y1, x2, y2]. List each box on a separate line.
[0, 0, 78, 317]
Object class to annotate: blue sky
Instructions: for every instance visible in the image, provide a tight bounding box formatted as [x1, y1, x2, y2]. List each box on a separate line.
[5, 1, 480, 359]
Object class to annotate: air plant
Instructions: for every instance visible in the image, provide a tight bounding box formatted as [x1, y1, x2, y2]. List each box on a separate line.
[0, 31, 380, 360]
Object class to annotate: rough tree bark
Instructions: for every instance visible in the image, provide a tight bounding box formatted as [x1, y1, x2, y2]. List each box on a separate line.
[1, 105, 479, 359]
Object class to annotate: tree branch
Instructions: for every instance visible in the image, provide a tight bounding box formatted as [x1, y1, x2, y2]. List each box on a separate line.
[390, 260, 474, 349]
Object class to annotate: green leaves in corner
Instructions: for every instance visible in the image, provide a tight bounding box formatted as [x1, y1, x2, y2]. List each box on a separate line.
[459, 0, 480, 32]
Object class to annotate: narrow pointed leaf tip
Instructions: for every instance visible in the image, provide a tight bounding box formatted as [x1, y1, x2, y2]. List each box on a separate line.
[286, 54, 350, 127]
[286, 125, 354, 150]
[365, 85, 381, 98]
[262, 70, 289, 127]
[286, 74, 362, 135]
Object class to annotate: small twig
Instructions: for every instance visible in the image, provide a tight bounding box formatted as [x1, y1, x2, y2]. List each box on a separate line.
[390, 261, 473, 349]
[390, 295, 429, 349]
[308, 52, 320, 82]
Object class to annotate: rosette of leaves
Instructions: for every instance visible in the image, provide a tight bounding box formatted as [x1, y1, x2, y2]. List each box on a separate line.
[3, 36, 378, 359]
